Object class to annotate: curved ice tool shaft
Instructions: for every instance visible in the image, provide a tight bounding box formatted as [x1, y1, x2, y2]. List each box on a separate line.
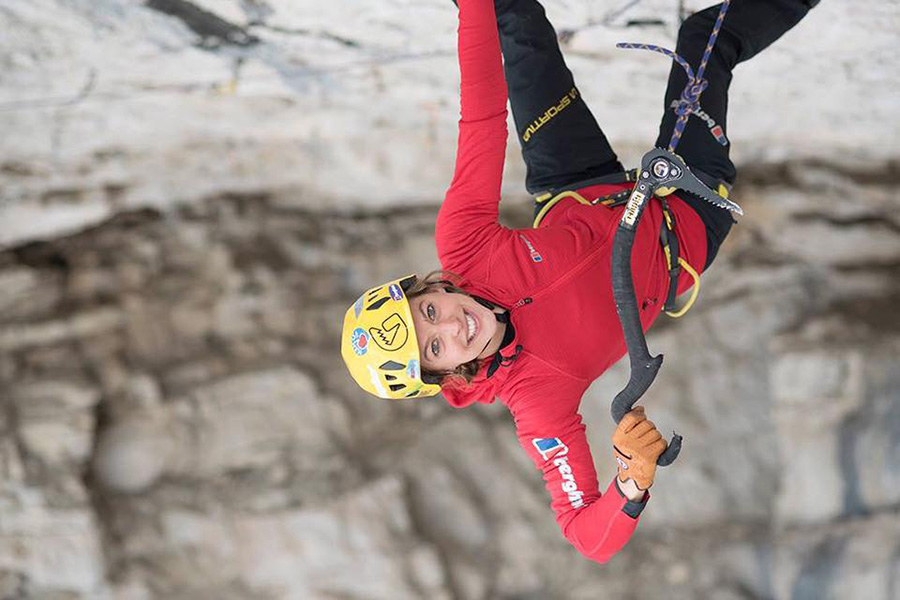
[610, 148, 743, 467]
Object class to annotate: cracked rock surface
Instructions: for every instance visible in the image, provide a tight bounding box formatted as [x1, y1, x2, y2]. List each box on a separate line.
[0, 1, 899, 599]
[1, 162, 898, 599]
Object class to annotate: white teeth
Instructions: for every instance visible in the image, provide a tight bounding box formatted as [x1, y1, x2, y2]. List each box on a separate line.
[466, 314, 476, 343]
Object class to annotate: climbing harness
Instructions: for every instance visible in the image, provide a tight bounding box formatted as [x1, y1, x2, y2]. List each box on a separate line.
[607, 1, 744, 467]
[533, 167, 731, 319]
[532, 169, 638, 227]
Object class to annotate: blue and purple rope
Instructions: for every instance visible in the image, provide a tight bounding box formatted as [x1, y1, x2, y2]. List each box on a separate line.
[617, 0, 731, 152]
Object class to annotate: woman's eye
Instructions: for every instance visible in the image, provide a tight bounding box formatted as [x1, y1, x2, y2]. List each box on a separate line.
[431, 339, 440, 357]
[427, 304, 435, 321]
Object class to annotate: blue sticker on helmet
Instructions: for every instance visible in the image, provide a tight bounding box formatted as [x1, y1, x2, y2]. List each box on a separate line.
[353, 295, 365, 318]
[389, 284, 403, 301]
[407, 359, 420, 380]
[351, 327, 369, 356]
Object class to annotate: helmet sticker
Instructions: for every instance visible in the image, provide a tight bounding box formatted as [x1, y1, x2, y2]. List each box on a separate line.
[407, 359, 420, 380]
[369, 313, 409, 352]
[353, 295, 365, 318]
[351, 327, 369, 356]
[389, 284, 404, 301]
[366, 365, 388, 397]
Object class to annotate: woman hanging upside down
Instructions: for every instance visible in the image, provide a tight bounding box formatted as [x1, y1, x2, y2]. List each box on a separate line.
[341, 0, 817, 563]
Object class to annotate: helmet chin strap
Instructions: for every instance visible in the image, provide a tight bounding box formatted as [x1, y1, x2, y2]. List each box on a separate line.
[472, 294, 497, 309]
[472, 295, 510, 323]
[471, 295, 515, 369]
[474, 295, 510, 356]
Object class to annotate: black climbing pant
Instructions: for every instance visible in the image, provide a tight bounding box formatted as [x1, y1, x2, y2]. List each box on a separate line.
[494, 0, 817, 268]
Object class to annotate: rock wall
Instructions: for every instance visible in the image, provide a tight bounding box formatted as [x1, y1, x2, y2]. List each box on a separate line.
[1, 1, 899, 599]
[2, 159, 898, 599]
[2, 0, 896, 247]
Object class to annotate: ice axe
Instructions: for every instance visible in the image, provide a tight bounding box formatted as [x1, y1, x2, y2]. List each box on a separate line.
[610, 147, 743, 466]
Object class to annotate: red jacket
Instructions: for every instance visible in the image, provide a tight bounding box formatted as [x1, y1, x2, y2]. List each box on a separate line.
[439, 0, 708, 563]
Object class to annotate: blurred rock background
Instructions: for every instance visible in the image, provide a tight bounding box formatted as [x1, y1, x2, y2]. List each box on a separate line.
[0, 1, 898, 599]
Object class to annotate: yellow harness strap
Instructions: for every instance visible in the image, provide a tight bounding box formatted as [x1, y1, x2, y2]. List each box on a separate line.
[665, 255, 701, 317]
[659, 198, 701, 318]
[533, 190, 629, 228]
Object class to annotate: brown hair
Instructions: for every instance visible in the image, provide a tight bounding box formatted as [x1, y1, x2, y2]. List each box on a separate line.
[405, 270, 488, 386]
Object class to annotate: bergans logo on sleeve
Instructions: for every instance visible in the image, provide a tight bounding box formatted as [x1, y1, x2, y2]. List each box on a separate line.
[518, 234, 543, 263]
[533, 437, 566, 460]
[532, 438, 585, 509]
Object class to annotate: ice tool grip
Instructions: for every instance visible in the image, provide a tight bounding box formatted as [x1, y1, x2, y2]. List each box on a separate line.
[609, 151, 692, 468]
[610, 220, 683, 467]
[610, 212, 661, 421]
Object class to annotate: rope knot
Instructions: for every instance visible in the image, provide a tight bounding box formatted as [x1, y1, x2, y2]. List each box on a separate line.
[674, 77, 708, 117]
[615, 0, 731, 151]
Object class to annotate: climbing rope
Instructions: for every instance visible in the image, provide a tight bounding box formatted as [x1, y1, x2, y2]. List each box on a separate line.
[616, 0, 731, 152]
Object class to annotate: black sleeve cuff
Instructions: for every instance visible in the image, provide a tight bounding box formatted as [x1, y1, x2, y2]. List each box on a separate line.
[614, 478, 649, 519]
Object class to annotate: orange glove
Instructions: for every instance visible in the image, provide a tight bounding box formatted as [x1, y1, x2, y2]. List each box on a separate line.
[612, 406, 668, 490]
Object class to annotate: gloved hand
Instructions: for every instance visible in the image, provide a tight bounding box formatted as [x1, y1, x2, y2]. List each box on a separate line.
[612, 406, 668, 490]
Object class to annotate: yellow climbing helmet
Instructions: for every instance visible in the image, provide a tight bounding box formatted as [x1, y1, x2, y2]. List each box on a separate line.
[341, 275, 442, 400]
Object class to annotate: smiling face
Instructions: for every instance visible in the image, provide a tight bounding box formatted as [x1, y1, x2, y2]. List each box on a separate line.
[409, 288, 506, 373]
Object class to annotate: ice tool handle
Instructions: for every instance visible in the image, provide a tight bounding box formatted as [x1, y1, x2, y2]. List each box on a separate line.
[609, 148, 743, 467]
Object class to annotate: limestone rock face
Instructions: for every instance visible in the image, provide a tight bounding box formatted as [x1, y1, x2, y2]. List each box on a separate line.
[2, 165, 897, 600]
[1, 1, 898, 599]
[1, 0, 896, 248]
